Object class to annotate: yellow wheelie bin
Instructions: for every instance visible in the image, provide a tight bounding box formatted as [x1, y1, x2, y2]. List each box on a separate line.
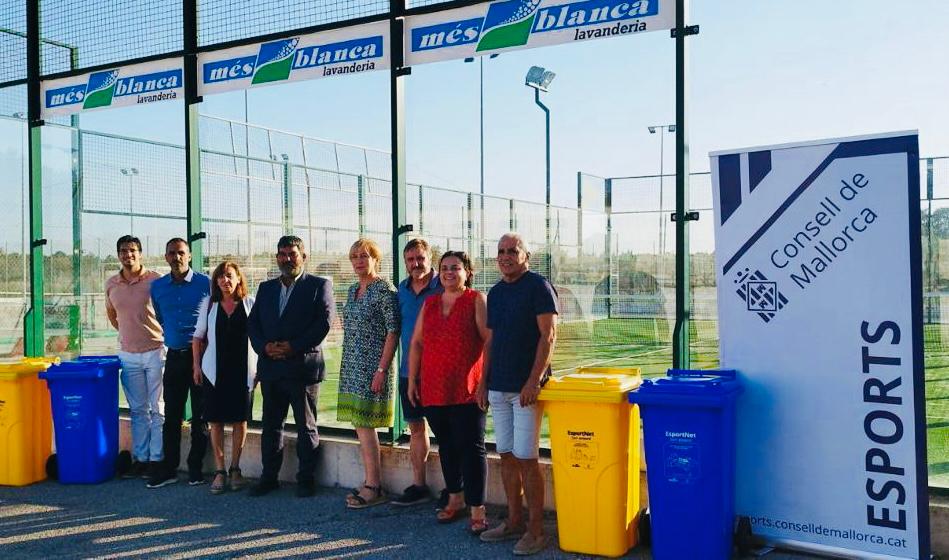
[539, 367, 642, 557]
[0, 357, 59, 486]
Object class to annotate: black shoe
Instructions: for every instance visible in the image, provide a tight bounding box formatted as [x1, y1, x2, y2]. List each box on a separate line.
[121, 461, 148, 480]
[146, 469, 179, 489]
[188, 471, 206, 486]
[249, 480, 279, 497]
[296, 482, 316, 498]
[436, 488, 450, 509]
[391, 484, 431, 507]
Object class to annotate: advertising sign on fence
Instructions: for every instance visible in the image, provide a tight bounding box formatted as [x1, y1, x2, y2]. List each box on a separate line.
[198, 21, 389, 96]
[404, 0, 675, 66]
[41, 58, 183, 118]
[710, 132, 929, 559]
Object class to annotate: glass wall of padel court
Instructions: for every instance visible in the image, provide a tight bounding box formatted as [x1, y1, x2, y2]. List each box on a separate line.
[0, 0, 946, 491]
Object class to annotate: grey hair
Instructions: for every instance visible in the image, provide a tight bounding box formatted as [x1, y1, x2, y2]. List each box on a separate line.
[499, 232, 531, 256]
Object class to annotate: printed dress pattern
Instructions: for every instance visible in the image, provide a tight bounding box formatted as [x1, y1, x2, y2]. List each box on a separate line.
[337, 278, 399, 427]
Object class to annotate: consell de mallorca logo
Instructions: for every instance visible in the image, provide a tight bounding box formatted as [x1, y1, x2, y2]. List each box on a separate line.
[411, 0, 659, 53]
[45, 68, 181, 111]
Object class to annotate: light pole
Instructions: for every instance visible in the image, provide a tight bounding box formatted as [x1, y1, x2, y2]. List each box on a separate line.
[525, 65, 556, 273]
[120, 167, 138, 232]
[648, 124, 675, 280]
[464, 54, 498, 266]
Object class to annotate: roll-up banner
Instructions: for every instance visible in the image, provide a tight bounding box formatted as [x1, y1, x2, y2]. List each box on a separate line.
[404, 0, 675, 67]
[41, 58, 183, 119]
[198, 21, 389, 96]
[710, 132, 929, 559]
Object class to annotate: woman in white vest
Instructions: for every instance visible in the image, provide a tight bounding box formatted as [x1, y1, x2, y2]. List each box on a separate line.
[192, 260, 257, 494]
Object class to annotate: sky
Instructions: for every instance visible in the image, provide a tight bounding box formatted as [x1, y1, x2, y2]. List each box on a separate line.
[68, 1, 949, 201]
[2, 0, 949, 254]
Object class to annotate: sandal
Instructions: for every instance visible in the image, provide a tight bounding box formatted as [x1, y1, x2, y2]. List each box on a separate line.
[346, 485, 388, 509]
[436, 505, 467, 524]
[468, 516, 489, 536]
[210, 470, 227, 495]
[228, 467, 246, 491]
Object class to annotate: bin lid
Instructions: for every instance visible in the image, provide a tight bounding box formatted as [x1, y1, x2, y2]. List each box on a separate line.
[539, 368, 641, 403]
[0, 357, 59, 380]
[75, 355, 121, 367]
[630, 369, 742, 397]
[40, 362, 107, 380]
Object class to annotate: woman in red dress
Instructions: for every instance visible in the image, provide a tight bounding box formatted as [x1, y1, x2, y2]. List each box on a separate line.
[407, 250, 489, 534]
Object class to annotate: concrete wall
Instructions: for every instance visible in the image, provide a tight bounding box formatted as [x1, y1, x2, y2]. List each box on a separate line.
[122, 419, 946, 555]
[121, 418, 565, 510]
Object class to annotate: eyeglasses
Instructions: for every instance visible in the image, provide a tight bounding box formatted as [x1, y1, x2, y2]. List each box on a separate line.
[497, 247, 521, 256]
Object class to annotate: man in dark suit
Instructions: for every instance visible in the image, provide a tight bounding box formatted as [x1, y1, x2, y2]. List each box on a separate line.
[247, 235, 335, 497]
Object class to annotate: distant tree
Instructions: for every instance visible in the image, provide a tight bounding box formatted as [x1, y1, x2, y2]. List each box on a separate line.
[927, 207, 949, 239]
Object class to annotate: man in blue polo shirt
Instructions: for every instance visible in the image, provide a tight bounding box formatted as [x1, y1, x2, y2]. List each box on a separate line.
[478, 232, 558, 556]
[148, 238, 210, 488]
[391, 238, 442, 507]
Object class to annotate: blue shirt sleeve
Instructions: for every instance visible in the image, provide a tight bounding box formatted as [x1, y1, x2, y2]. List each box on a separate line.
[486, 285, 499, 330]
[150, 277, 164, 326]
[532, 275, 559, 316]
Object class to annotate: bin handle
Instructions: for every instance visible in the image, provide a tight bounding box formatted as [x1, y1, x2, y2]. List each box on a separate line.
[667, 369, 737, 380]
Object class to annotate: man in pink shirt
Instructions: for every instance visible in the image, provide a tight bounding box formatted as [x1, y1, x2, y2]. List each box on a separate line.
[105, 235, 165, 481]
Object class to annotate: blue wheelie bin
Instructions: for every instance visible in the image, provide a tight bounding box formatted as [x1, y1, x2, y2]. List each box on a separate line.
[39, 357, 121, 484]
[628, 369, 742, 560]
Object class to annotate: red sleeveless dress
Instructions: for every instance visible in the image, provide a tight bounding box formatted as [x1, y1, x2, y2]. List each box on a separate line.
[420, 289, 484, 406]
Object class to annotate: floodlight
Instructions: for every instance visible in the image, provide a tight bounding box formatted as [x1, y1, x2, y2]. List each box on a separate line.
[648, 127, 656, 134]
[525, 65, 556, 91]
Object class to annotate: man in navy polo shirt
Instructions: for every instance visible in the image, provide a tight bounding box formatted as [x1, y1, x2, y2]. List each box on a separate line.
[391, 238, 442, 507]
[478, 233, 558, 556]
[148, 238, 210, 488]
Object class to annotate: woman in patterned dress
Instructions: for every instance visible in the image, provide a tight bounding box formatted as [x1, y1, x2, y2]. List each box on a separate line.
[338, 238, 400, 509]
[407, 251, 489, 533]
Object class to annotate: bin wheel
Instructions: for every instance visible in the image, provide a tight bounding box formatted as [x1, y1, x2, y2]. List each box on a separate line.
[735, 515, 755, 556]
[115, 450, 132, 477]
[45, 454, 58, 480]
[637, 508, 651, 548]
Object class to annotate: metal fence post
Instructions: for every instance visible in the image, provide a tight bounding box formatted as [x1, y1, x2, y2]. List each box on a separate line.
[467, 192, 475, 257]
[388, 0, 409, 444]
[576, 172, 583, 262]
[24, 0, 44, 357]
[357, 175, 366, 235]
[605, 178, 613, 319]
[417, 185, 424, 235]
[672, 0, 694, 370]
[184, 0, 204, 268]
[69, 106, 82, 352]
[281, 157, 293, 234]
[64, 42, 82, 354]
[926, 159, 935, 323]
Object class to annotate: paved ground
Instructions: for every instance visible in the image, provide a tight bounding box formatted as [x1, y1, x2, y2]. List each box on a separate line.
[0, 478, 820, 559]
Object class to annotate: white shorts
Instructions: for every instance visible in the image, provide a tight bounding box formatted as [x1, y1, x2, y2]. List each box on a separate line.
[488, 390, 542, 460]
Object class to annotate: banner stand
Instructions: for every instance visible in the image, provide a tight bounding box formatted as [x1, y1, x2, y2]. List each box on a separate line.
[711, 132, 930, 559]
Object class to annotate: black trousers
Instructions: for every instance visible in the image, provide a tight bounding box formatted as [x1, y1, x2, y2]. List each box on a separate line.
[162, 347, 207, 475]
[424, 403, 487, 507]
[260, 377, 320, 483]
